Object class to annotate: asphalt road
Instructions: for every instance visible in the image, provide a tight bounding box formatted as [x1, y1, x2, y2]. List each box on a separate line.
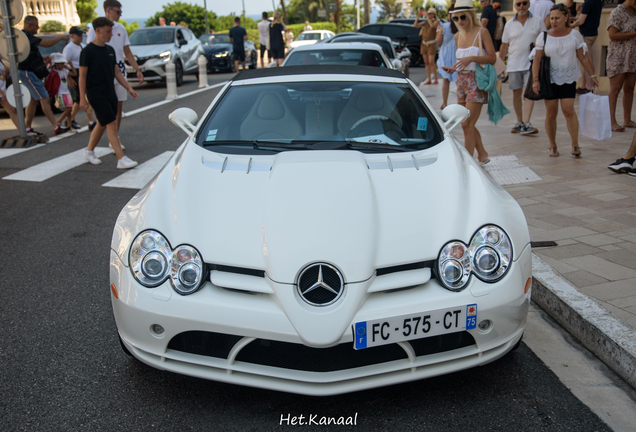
[0, 67, 615, 431]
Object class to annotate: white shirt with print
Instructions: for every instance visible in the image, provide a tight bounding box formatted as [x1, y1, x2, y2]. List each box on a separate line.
[87, 21, 130, 77]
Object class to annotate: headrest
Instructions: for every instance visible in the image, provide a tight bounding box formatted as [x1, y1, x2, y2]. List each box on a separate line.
[257, 93, 285, 120]
[356, 89, 383, 112]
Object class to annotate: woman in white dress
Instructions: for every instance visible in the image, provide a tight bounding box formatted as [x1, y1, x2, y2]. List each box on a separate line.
[532, 3, 598, 157]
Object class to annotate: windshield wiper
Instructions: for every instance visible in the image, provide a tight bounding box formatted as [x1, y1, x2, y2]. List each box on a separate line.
[345, 140, 408, 152]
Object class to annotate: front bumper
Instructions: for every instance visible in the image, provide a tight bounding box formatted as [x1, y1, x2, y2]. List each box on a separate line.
[126, 57, 170, 82]
[110, 243, 532, 396]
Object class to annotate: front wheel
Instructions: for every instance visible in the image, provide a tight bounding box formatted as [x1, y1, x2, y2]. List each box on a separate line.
[175, 60, 184, 87]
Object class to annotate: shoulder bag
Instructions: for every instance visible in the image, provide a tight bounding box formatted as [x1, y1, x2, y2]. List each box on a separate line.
[524, 32, 552, 100]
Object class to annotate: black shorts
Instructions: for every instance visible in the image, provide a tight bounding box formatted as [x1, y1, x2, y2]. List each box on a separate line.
[270, 47, 285, 60]
[88, 94, 117, 126]
[260, 45, 267, 56]
[233, 49, 246, 62]
[546, 82, 576, 100]
[69, 87, 80, 104]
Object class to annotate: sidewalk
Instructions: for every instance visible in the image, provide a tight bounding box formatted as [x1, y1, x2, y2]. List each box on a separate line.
[419, 78, 636, 388]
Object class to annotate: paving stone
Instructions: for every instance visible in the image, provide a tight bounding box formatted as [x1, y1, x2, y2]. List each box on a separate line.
[620, 234, 636, 244]
[589, 192, 631, 202]
[535, 254, 579, 274]
[537, 214, 587, 228]
[574, 234, 623, 247]
[572, 182, 626, 192]
[531, 226, 597, 242]
[526, 217, 560, 230]
[600, 245, 622, 251]
[563, 270, 609, 287]
[556, 194, 610, 207]
[593, 300, 636, 329]
[506, 187, 546, 199]
[608, 295, 636, 309]
[557, 239, 578, 246]
[596, 250, 636, 270]
[553, 206, 598, 216]
[537, 243, 603, 260]
[618, 242, 636, 253]
[561, 255, 636, 281]
[515, 197, 541, 206]
[603, 213, 636, 227]
[581, 218, 629, 233]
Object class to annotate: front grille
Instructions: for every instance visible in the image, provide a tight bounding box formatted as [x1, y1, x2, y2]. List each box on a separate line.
[167, 331, 476, 372]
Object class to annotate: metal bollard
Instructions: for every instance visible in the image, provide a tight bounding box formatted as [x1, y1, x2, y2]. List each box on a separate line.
[165, 62, 178, 100]
[198, 55, 208, 88]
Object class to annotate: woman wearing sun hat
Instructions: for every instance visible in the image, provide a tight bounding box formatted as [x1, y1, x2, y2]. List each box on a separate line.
[440, 0, 496, 165]
[414, 7, 440, 84]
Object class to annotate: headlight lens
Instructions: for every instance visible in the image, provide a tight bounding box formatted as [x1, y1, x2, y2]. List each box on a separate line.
[130, 230, 172, 287]
[470, 225, 511, 282]
[214, 51, 229, 58]
[437, 225, 512, 290]
[159, 50, 171, 61]
[170, 245, 203, 295]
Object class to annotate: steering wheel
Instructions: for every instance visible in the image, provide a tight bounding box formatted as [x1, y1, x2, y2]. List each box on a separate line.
[351, 115, 389, 131]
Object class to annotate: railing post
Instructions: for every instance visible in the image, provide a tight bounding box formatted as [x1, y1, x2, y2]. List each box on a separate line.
[165, 62, 178, 100]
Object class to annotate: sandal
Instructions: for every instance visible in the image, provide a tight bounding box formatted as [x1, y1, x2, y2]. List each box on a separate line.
[423, 81, 432, 85]
[550, 147, 559, 157]
[625, 121, 636, 128]
[433, 80, 439, 85]
[571, 146, 581, 156]
[612, 124, 626, 132]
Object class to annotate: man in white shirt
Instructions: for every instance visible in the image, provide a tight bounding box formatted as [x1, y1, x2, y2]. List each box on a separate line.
[528, 0, 553, 21]
[304, 21, 313, 31]
[63, 26, 97, 130]
[87, 0, 144, 148]
[499, 0, 546, 134]
[257, 12, 270, 68]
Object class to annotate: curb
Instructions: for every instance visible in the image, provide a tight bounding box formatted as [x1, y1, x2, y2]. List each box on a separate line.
[531, 253, 636, 390]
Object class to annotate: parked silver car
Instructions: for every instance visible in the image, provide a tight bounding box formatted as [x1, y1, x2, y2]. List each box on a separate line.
[126, 26, 205, 86]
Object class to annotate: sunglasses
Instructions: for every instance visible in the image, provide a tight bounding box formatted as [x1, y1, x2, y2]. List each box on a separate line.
[452, 14, 468, 22]
[516, 1, 528, 6]
[111, 9, 123, 15]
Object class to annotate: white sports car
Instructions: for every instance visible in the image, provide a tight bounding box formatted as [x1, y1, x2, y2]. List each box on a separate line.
[110, 66, 532, 396]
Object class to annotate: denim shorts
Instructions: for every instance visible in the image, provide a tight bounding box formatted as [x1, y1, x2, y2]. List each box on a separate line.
[19, 70, 48, 101]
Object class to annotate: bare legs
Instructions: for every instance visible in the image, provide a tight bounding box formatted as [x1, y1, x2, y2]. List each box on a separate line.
[624, 131, 636, 160]
[25, 98, 58, 129]
[545, 98, 579, 155]
[441, 78, 450, 109]
[0, 97, 20, 129]
[611, 73, 636, 128]
[461, 101, 489, 162]
[87, 120, 124, 160]
[428, 54, 437, 84]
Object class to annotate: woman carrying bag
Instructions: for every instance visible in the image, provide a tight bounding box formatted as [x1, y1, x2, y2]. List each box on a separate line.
[532, 3, 598, 157]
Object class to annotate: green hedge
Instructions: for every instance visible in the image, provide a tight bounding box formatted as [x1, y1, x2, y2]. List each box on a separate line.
[245, 22, 337, 49]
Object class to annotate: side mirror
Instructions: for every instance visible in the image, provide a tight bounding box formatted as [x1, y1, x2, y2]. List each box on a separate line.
[169, 107, 199, 136]
[397, 50, 411, 60]
[178, 38, 187, 47]
[441, 104, 470, 132]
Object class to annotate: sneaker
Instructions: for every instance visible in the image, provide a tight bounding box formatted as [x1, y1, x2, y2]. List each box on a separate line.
[628, 168, 636, 177]
[84, 150, 102, 165]
[608, 157, 635, 173]
[511, 121, 524, 133]
[54, 124, 70, 135]
[26, 127, 44, 136]
[521, 122, 539, 135]
[117, 155, 138, 169]
[71, 120, 82, 130]
[88, 121, 96, 131]
[109, 142, 126, 151]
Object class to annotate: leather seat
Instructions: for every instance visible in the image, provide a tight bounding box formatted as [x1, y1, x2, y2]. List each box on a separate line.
[240, 91, 304, 140]
[337, 85, 402, 136]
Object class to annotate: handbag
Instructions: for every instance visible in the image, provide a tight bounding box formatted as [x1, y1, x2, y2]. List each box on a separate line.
[579, 91, 612, 140]
[478, 31, 506, 76]
[524, 32, 552, 100]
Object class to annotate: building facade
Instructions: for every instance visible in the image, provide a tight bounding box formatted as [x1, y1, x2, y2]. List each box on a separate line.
[17, 1, 81, 29]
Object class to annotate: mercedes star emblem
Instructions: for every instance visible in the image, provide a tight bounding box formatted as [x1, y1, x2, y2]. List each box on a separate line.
[297, 263, 344, 306]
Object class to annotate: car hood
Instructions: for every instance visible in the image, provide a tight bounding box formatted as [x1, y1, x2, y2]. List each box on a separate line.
[129, 43, 175, 58]
[113, 137, 529, 286]
[203, 43, 232, 54]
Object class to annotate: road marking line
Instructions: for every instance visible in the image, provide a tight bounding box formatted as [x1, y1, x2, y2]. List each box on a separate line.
[2, 147, 114, 182]
[102, 151, 175, 189]
[0, 144, 46, 159]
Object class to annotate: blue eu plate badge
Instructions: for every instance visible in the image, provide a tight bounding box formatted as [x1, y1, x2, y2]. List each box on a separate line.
[354, 322, 367, 349]
[466, 304, 477, 330]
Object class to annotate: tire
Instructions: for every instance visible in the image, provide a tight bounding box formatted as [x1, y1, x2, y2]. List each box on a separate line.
[249, 52, 257, 69]
[118, 334, 132, 356]
[175, 60, 183, 87]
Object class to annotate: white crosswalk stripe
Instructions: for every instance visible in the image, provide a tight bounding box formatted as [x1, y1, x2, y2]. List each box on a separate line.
[102, 151, 175, 189]
[3, 147, 114, 182]
[0, 144, 46, 160]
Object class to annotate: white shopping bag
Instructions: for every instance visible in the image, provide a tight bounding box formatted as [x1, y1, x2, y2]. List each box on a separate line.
[579, 92, 612, 141]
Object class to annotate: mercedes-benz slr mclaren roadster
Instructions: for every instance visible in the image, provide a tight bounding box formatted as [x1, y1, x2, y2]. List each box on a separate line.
[110, 66, 532, 396]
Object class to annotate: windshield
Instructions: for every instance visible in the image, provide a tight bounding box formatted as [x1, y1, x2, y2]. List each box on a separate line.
[129, 29, 174, 45]
[199, 34, 230, 45]
[297, 33, 321, 41]
[285, 49, 387, 67]
[334, 38, 394, 59]
[196, 81, 442, 154]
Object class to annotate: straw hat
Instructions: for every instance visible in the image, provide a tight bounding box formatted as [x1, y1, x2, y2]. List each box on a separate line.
[450, 0, 475, 12]
[427, 7, 438, 14]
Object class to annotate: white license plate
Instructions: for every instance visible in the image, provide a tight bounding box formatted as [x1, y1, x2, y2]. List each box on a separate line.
[353, 304, 477, 350]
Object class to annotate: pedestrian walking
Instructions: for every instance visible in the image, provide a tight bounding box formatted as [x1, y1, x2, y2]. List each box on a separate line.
[80, 17, 138, 169]
[50, 54, 77, 135]
[63, 26, 96, 130]
[492, 3, 506, 52]
[229, 16, 247, 72]
[606, 0, 636, 132]
[414, 8, 439, 85]
[571, 0, 602, 94]
[436, 7, 458, 110]
[257, 12, 270, 68]
[269, 12, 287, 67]
[608, 130, 636, 175]
[480, 0, 498, 42]
[499, 0, 546, 135]
[532, 3, 598, 157]
[529, 0, 554, 21]
[18, 15, 69, 139]
[0, 59, 20, 130]
[87, 0, 144, 150]
[441, 0, 496, 165]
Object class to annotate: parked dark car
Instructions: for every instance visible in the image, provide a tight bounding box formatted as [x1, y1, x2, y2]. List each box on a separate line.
[199, 34, 257, 72]
[357, 23, 423, 66]
[324, 34, 410, 77]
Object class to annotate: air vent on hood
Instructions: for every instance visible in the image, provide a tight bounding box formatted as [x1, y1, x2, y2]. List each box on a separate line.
[366, 154, 437, 172]
[202, 157, 273, 173]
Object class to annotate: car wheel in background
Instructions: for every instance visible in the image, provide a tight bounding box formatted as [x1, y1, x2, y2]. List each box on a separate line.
[249, 52, 257, 69]
[175, 60, 184, 87]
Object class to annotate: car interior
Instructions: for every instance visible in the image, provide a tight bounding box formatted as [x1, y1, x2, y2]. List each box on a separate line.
[286, 50, 387, 68]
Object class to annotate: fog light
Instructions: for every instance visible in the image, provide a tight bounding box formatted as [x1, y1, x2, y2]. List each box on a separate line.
[151, 324, 165, 335]
[478, 320, 492, 331]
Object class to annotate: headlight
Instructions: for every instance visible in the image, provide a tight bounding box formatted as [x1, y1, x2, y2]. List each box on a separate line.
[159, 50, 171, 62]
[170, 245, 204, 295]
[214, 51, 229, 58]
[470, 225, 511, 282]
[437, 225, 512, 291]
[130, 230, 172, 287]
